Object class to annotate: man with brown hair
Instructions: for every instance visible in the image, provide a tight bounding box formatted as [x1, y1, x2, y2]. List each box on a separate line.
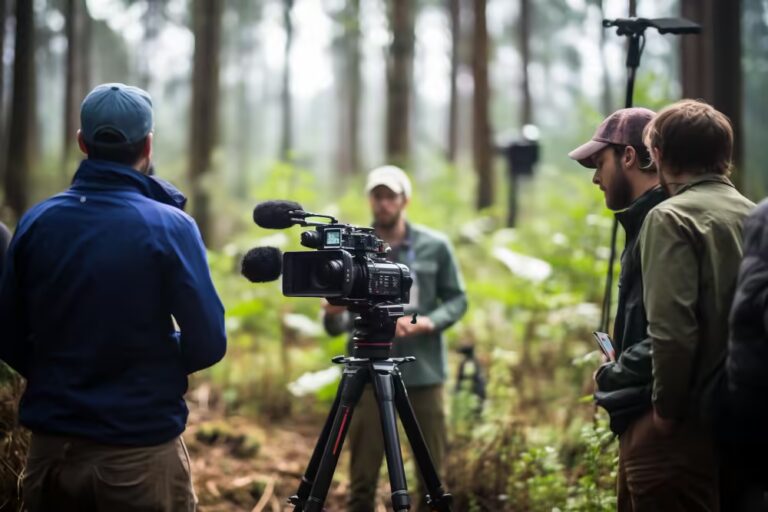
[623, 99, 754, 510]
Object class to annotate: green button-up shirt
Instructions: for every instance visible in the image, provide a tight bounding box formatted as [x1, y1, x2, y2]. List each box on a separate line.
[640, 174, 754, 421]
[325, 223, 468, 387]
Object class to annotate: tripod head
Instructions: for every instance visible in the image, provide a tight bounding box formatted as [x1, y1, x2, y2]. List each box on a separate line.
[349, 302, 411, 360]
[603, 17, 701, 37]
[603, 17, 701, 72]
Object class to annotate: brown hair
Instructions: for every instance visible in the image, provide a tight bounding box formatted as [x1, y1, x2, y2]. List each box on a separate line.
[612, 144, 656, 174]
[643, 99, 733, 176]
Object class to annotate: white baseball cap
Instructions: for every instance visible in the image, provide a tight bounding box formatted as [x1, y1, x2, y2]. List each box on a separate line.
[365, 165, 412, 199]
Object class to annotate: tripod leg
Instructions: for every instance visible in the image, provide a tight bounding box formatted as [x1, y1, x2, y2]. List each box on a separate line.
[299, 365, 368, 512]
[289, 372, 346, 508]
[371, 370, 411, 512]
[393, 375, 452, 512]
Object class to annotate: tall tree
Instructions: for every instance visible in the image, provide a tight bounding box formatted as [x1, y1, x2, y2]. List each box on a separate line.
[229, 0, 261, 198]
[280, 0, 294, 161]
[63, 0, 91, 170]
[743, 0, 768, 195]
[446, 0, 460, 162]
[189, 0, 223, 243]
[386, 0, 415, 167]
[596, 0, 613, 115]
[0, 0, 6, 193]
[4, 0, 35, 220]
[0, 0, 6, 127]
[335, 0, 362, 175]
[138, 0, 162, 91]
[519, 0, 532, 127]
[472, 0, 493, 209]
[680, 0, 743, 188]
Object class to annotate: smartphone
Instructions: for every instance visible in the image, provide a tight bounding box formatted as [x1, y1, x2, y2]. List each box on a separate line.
[592, 331, 616, 362]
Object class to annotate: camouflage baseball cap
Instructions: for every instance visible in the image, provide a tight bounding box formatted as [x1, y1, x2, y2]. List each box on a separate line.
[568, 107, 655, 168]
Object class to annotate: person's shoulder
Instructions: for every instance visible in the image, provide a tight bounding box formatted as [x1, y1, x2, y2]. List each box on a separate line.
[13, 193, 72, 236]
[644, 199, 684, 225]
[411, 223, 451, 246]
[750, 198, 768, 220]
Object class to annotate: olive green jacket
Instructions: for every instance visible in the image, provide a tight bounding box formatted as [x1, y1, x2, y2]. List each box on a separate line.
[640, 174, 754, 421]
[324, 223, 468, 387]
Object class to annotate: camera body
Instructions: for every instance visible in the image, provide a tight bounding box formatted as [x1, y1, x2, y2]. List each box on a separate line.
[282, 223, 412, 307]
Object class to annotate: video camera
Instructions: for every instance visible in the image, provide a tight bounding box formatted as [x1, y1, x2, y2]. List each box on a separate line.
[284, 221, 413, 307]
[241, 200, 414, 358]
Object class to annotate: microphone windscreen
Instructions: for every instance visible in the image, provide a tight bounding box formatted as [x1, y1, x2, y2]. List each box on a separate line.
[252, 200, 304, 229]
[241, 246, 283, 283]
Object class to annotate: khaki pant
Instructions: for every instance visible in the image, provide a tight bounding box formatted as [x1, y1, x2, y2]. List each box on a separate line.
[23, 433, 197, 512]
[617, 409, 719, 512]
[347, 384, 446, 512]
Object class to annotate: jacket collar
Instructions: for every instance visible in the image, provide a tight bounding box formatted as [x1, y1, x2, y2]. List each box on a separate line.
[672, 173, 734, 196]
[615, 185, 668, 237]
[71, 159, 187, 210]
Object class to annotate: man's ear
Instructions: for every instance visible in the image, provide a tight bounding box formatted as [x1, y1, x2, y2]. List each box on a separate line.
[143, 133, 153, 161]
[77, 130, 88, 156]
[624, 146, 638, 170]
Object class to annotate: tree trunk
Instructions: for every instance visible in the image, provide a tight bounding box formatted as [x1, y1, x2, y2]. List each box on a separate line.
[139, 0, 161, 91]
[64, 0, 92, 172]
[78, 0, 92, 101]
[4, 0, 35, 220]
[336, 0, 361, 175]
[519, 0, 532, 127]
[189, 0, 222, 244]
[597, 0, 614, 115]
[63, 0, 78, 169]
[386, 0, 414, 167]
[629, 0, 637, 16]
[280, 0, 294, 162]
[0, 0, 6, 125]
[446, 0, 460, 162]
[0, 0, 6, 180]
[680, 0, 743, 189]
[472, 0, 493, 210]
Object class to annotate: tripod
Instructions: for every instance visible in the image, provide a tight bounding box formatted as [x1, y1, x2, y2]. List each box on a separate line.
[289, 303, 453, 511]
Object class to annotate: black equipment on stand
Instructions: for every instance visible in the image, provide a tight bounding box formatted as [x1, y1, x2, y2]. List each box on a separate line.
[598, 16, 700, 333]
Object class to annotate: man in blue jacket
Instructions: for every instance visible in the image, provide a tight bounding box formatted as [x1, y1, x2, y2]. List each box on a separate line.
[0, 83, 226, 511]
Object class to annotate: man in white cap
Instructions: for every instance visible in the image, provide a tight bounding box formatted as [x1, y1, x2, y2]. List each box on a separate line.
[323, 165, 467, 511]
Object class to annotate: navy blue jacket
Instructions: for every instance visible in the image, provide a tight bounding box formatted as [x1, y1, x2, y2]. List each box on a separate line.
[0, 159, 226, 445]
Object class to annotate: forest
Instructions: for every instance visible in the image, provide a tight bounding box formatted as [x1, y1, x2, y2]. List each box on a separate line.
[0, 0, 766, 511]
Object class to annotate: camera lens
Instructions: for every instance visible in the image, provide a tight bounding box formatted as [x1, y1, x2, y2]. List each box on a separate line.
[312, 258, 344, 289]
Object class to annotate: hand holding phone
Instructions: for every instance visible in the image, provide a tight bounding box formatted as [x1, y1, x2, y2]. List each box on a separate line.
[592, 331, 616, 362]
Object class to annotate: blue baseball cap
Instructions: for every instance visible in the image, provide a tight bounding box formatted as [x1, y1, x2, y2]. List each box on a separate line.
[80, 83, 153, 145]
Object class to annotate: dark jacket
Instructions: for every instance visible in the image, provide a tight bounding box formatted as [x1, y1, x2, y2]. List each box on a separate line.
[726, 198, 768, 429]
[595, 186, 667, 435]
[0, 159, 226, 446]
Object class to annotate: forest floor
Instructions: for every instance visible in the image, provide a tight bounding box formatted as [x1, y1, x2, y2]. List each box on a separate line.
[187, 407, 393, 512]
